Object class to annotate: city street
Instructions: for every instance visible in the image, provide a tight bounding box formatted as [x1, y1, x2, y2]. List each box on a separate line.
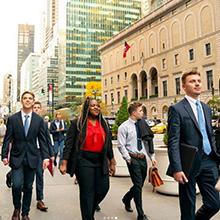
[1, 146, 220, 220]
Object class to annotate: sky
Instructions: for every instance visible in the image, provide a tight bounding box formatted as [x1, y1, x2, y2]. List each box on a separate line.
[0, 0, 45, 99]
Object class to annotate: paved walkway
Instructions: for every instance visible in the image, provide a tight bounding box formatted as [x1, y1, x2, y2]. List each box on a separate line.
[1, 162, 220, 220]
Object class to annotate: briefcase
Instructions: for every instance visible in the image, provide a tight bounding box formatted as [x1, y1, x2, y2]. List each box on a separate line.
[148, 166, 164, 191]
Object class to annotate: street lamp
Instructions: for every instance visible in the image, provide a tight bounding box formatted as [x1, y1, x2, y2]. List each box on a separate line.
[7, 74, 12, 113]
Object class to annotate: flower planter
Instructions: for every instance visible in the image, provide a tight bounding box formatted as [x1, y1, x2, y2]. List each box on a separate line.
[154, 146, 199, 195]
[112, 140, 130, 177]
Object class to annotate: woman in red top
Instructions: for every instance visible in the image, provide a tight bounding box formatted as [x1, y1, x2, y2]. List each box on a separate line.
[60, 97, 116, 220]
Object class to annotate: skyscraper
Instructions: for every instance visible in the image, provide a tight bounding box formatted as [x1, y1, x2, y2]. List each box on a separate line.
[17, 24, 35, 100]
[59, 0, 142, 104]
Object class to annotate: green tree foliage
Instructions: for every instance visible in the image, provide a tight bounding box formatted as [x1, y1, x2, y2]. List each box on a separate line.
[112, 96, 129, 133]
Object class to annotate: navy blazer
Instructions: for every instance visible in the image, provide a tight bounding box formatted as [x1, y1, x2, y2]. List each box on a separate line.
[1, 111, 50, 169]
[50, 120, 67, 142]
[167, 98, 220, 177]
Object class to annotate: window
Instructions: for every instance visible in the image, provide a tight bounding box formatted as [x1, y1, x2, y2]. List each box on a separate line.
[189, 49, 194, 61]
[163, 80, 168, 97]
[124, 89, 128, 98]
[162, 42, 165, 50]
[175, 77, 180, 95]
[104, 94, 107, 105]
[104, 79, 107, 86]
[110, 77, 113, 84]
[117, 74, 120, 82]
[205, 43, 211, 56]
[174, 54, 179, 66]
[117, 91, 120, 104]
[124, 72, 127, 80]
[206, 70, 213, 90]
[111, 93, 114, 104]
[162, 58, 166, 69]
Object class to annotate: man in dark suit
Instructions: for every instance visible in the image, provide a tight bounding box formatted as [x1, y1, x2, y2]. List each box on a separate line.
[167, 70, 220, 220]
[50, 111, 67, 166]
[1, 91, 50, 220]
[32, 101, 54, 212]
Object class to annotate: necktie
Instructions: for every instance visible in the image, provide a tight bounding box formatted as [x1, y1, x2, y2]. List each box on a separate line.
[196, 101, 211, 155]
[135, 121, 142, 151]
[59, 120, 63, 129]
[24, 115, 30, 136]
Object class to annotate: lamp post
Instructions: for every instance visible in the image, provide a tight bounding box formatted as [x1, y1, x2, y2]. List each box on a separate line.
[7, 74, 12, 113]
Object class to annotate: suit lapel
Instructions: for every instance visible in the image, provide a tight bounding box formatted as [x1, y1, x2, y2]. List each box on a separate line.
[26, 112, 35, 137]
[182, 98, 201, 133]
[201, 103, 211, 134]
[18, 111, 26, 137]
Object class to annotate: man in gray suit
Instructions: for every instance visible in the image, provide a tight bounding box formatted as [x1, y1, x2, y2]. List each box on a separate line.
[167, 70, 220, 220]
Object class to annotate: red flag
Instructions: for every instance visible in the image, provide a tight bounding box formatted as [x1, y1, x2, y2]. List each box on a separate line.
[123, 41, 131, 58]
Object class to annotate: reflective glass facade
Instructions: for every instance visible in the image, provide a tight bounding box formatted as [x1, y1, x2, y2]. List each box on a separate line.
[64, 0, 141, 101]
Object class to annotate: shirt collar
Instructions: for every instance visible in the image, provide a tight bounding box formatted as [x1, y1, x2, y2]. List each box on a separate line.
[185, 95, 200, 105]
[128, 117, 137, 124]
[21, 110, 32, 118]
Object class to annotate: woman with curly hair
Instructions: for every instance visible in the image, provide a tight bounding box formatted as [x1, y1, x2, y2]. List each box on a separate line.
[60, 97, 116, 220]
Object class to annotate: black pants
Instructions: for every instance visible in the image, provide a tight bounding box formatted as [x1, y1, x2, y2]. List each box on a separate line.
[124, 157, 147, 219]
[36, 155, 44, 201]
[179, 154, 220, 220]
[11, 159, 36, 216]
[75, 151, 109, 220]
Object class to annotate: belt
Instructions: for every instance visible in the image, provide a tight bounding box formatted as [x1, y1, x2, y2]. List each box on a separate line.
[129, 153, 145, 159]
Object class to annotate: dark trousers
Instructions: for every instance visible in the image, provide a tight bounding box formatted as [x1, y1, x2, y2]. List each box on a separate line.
[124, 157, 147, 219]
[179, 155, 220, 220]
[36, 155, 44, 201]
[11, 159, 36, 216]
[75, 156, 109, 220]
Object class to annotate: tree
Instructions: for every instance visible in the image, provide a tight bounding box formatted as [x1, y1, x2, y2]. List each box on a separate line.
[112, 96, 129, 135]
[208, 96, 220, 119]
[85, 81, 102, 98]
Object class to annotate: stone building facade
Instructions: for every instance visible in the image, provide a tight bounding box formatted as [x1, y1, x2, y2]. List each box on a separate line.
[98, 0, 220, 120]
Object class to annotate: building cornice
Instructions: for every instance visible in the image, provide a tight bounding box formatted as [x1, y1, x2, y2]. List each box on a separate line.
[98, 0, 189, 52]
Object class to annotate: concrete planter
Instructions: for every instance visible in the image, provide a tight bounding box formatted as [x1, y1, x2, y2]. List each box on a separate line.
[154, 146, 199, 195]
[112, 140, 130, 177]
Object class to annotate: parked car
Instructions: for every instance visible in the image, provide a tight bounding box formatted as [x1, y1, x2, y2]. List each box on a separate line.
[151, 123, 167, 134]
[104, 116, 116, 131]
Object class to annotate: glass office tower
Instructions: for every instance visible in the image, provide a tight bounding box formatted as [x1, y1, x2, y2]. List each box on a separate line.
[60, 0, 141, 103]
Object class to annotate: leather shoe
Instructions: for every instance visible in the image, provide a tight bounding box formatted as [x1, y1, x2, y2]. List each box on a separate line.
[37, 200, 48, 211]
[21, 215, 30, 220]
[137, 214, 149, 220]
[95, 205, 101, 212]
[122, 198, 133, 212]
[12, 209, 20, 220]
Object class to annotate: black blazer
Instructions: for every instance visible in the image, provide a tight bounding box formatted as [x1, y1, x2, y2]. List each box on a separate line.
[166, 98, 220, 177]
[50, 120, 67, 142]
[1, 111, 49, 169]
[63, 118, 114, 177]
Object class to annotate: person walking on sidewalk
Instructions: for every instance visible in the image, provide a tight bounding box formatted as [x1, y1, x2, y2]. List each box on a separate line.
[59, 97, 116, 220]
[32, 101, 54, 212]
[167, 70, 220, 220]
[1, 91, 49, 220]
[117, 101, 156, 220]
[50, 111, 67, 166]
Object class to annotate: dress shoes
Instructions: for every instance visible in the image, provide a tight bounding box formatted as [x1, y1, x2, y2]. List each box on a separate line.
[137, 214, 149, 220]
[11, 209, 20, 220]
[21, 215, 30, 220]
[37, 200, 48, 211]
[122, 198, 133, 212]
[95, 205, 101, 212]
